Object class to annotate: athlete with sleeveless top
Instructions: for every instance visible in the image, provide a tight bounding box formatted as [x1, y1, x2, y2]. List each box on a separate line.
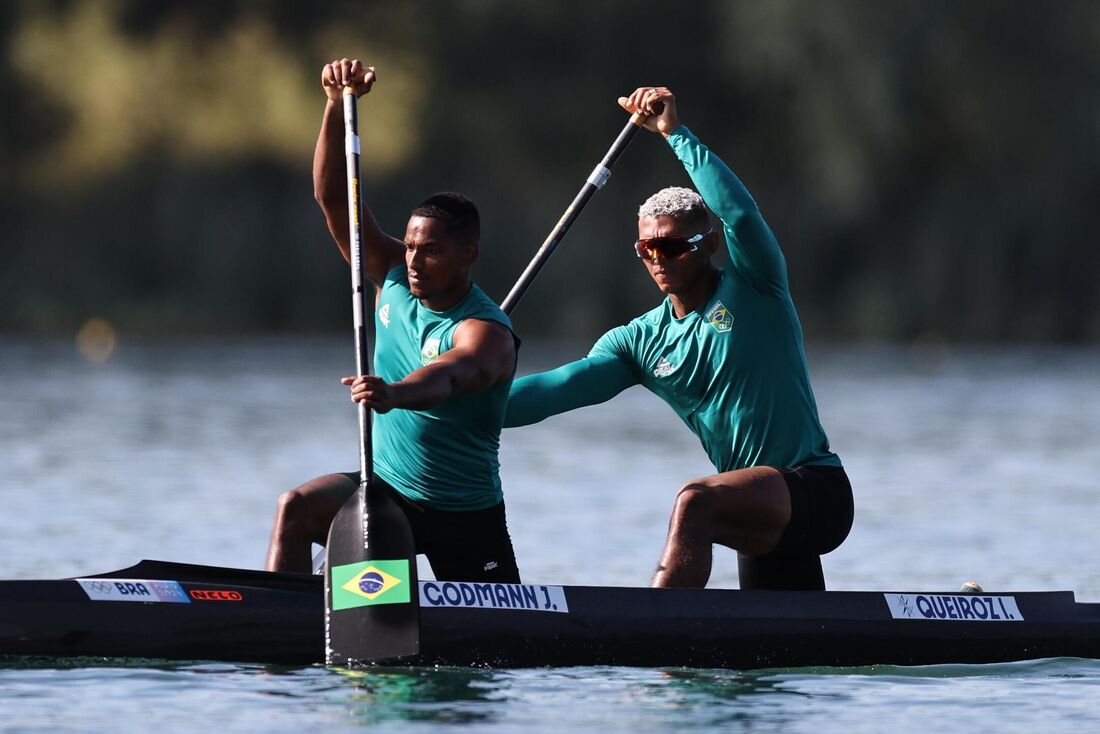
[265, 59, 520, 583]
[505, 86, 853, 591]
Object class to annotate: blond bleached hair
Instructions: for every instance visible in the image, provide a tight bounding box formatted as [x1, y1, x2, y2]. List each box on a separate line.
[637, 187, 710, 230]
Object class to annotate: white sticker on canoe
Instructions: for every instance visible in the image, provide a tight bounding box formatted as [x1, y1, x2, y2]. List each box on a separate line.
[884, 593, 1023, 621]
[419, 581, 568, 613]
[76, 579, 191, 604]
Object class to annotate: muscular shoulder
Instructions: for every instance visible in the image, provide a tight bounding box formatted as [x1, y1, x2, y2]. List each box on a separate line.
[454, 318, 514, 348]
[452, 318, 517, 371]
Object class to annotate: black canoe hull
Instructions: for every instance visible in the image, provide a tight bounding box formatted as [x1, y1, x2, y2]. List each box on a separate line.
[2, 560, 1099, 668]
[0, 561, 321, 665]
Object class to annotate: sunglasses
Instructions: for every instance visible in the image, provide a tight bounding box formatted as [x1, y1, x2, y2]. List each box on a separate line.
[634, 229, 712, 262]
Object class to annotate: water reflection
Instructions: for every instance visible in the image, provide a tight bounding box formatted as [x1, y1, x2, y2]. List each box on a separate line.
[656, 667, 798, 699]
[334, 665, 501, 725]
[634, 668, 818, 728]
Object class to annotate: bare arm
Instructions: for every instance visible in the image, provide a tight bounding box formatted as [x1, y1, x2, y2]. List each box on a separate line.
[313, 59, 405, 287]
[344, 319, 516, 412]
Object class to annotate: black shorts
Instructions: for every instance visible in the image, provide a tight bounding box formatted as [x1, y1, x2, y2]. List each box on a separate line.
[737, 465, 853, 591]
[342, 473, 520, 584]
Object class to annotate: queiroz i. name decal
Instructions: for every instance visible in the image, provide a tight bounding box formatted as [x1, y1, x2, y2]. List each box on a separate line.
[884, 593, 1024, 621]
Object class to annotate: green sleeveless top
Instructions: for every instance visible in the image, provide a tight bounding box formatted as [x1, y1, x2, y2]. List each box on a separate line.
[372, 265, 515, 510]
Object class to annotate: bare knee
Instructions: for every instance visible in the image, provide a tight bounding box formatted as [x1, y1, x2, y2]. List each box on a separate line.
[671, 481, 716, 524]
[275, 487, 306, 518]
[272, 488, 314, 538]
[272, 474, 355, 543]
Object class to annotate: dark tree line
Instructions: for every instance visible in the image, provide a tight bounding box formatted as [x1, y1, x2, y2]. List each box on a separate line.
[3, 0, 1099, 341]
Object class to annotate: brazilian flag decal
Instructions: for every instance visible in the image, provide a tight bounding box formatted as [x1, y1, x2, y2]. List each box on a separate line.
[330, 559, 411, 610]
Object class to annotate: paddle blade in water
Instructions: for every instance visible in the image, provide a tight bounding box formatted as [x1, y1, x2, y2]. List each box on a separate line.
[324, 480, 419, 665]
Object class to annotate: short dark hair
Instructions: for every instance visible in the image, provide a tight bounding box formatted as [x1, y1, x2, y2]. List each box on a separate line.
[411, 192, 480, 243]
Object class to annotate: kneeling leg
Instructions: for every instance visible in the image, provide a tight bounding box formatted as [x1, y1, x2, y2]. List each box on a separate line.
[265, 473, 357, 572]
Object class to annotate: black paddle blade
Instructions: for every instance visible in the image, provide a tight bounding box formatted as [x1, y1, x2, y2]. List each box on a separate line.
[324, 480, 419, 666]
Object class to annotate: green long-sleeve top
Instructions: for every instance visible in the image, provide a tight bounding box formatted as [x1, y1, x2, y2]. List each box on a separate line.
[504, 125, 839, 472]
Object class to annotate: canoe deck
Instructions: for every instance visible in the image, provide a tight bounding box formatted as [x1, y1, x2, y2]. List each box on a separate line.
[2, 560, 1098, 668]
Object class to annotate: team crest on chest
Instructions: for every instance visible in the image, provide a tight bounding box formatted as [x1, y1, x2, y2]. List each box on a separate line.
[421, 337, 441, 365]
[705, 300, 734, 333]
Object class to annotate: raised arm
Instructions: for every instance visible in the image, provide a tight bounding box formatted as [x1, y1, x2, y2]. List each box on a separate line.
[313, 58, 405, 287]
[344, 319, 516, 413]
[619, 87, 788, 295]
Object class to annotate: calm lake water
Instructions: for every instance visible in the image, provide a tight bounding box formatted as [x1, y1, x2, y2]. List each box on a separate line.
[2, 338, 1099, 732]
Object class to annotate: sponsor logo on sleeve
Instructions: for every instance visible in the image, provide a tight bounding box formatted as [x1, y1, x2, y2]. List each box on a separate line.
[330, 560, 411, 610]
[378, 303, 391, 328]
[705, 301, 734, 333]
[884, 593, 1024, 621]
[76, 579, 191, 603]
[419, 581, 569, 613]
[420, 337, 441, 365]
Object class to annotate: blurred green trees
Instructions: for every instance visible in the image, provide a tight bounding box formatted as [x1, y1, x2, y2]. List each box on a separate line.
[3, 0, 1099, 341]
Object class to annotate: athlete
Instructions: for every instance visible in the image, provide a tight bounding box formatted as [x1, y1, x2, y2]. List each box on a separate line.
[505, 87, 852, 591]
[266, 59, 520, 583]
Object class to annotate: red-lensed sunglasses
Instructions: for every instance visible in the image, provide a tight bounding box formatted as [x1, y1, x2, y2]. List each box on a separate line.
[634, 229, 712, 261]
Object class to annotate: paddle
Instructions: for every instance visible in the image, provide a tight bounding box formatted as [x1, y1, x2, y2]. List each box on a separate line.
[324, 85, 419, 667]
[500, 109, 651, 314]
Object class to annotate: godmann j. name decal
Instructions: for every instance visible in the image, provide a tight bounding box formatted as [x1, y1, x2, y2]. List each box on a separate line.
[419, 581, 569, 613]
[884, 593, 1024, 621]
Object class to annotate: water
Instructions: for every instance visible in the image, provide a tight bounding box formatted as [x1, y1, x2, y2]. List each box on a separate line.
[2, 338, 1099, 732]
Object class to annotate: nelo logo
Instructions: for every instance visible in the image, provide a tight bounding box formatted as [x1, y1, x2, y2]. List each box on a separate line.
[189, 589, 244, 602]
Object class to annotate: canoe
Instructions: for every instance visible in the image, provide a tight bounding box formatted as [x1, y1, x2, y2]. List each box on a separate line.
[2, 560, 1099, 668]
